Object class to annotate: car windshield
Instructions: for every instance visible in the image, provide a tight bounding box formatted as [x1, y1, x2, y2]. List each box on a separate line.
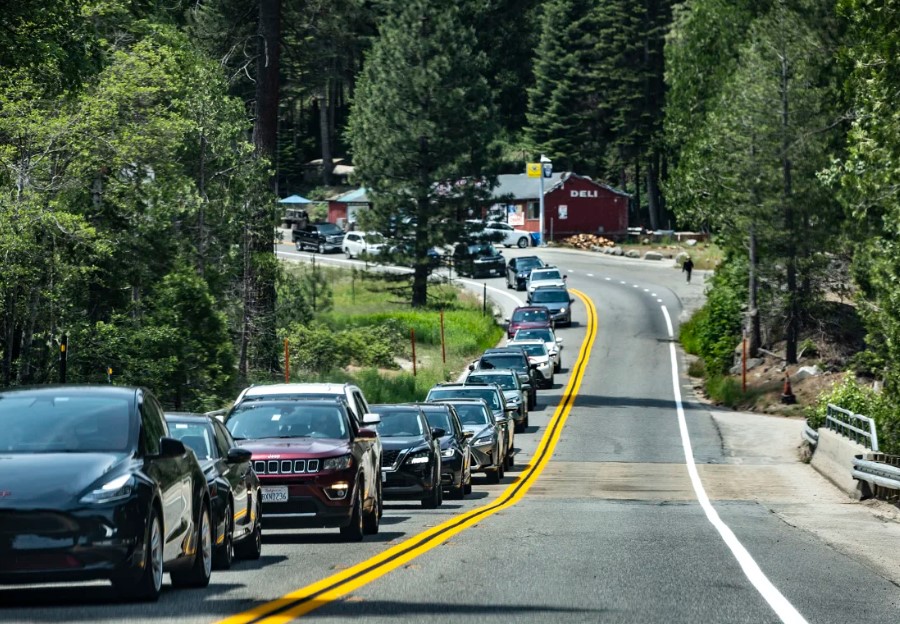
[532, 269, 562, 281]
[451, 403, 491, 426]
[480, 354, 526, 371]
[517, 257, 543, 271]
[374, 409, 424, 437]
[0, 395, 132, 453]
[532, 289, 569, 303]
[514, 328, 553, 342]
[428, 388, 502, 411]
[514, 343, 548, 357]
[169, 421, 214, 459]
[226, 402, 348, 440]
[467, 374, 516, 390]
[317, 223, 343, 236]
[511, 309, 550, 323]
[422, 409, 453, 434]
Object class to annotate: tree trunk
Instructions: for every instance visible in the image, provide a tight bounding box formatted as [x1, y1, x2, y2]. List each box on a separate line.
[748, 222, 760, 358]
[318, 88, 333, 187]
[197, 133, 208, 277]
[646, 151, 660, 231]
[781, 51, 798, 365]
[634, 158, 642, 228]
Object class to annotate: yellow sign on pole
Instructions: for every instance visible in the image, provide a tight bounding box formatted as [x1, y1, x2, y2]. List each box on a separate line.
[526, 162, 541, 178]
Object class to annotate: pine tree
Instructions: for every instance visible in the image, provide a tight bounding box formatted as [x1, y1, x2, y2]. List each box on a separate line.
[348, 0, 500, 307]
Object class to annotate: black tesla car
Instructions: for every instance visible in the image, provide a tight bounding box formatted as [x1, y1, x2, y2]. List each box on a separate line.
[165, 413, 262, 569]
[417, 403, 473, 499]
[0, 386, 212, 601]
[372, 404, 444, 508]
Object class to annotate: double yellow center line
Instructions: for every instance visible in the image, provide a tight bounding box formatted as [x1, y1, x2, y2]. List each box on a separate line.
[219, 290, 598, 624]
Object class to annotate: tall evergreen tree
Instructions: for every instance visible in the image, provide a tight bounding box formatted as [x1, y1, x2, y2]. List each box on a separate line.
[348, 0, 501, 307]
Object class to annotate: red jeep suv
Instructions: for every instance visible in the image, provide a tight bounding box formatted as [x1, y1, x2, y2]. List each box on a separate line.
[224, 397, 382, 541]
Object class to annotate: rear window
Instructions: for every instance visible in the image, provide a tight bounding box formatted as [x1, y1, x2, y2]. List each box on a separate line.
[422, 409, 453, 434]
[374, 409, 424, 437]
[532, 270, 562, 281]
[451, 403, 491, 426]
[517, 258, 544, 271]
[169, 422, 214, 459]
[427, 388, 502, 411]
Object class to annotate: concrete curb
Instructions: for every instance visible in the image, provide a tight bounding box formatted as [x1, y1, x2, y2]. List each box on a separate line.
[809, 428, 869, 499]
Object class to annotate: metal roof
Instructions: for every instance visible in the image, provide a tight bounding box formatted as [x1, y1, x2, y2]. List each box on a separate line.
[333, 187, 370, 203]
[490, 172, 630, 201]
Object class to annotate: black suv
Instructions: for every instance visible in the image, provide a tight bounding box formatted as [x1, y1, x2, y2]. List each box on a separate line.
[372, 404, 444, 508]
[506, 255, 546, 290]
[471, 347, 538, 410]
[452, 242, 505, 278]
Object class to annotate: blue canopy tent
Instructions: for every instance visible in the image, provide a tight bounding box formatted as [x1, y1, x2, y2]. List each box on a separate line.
[279, 194, 313, 204]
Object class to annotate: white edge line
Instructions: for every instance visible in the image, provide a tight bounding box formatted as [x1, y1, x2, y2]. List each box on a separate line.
[660, 305, 808, 624]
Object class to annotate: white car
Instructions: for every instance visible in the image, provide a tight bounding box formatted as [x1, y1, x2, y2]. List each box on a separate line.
[511, 327, 563, 373]
[526, 267, 567, 296]
[343, 231, 386, 258]
[506, 339, 554, 389]
[467, 220, 532, 249]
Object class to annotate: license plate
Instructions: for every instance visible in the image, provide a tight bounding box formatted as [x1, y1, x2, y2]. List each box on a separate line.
[261, 486, 288, 503]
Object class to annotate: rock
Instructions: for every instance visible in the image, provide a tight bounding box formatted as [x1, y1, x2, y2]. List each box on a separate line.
[686, 239, 698, 247]
[611, 247, 624, 256]
[644, 251, 663, 261]
[626, 249, 641, 258]
[795, 365, 821, 380]
[729, 358, 764, 375]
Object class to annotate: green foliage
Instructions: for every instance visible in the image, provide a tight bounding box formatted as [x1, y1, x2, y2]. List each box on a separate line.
[807, 376, 900, 454]
[705, 375, 744, 407]
[679, 260, 744, 374]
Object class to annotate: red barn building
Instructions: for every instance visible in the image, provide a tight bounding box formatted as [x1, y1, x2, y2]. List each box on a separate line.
[488, 172, 630, 242]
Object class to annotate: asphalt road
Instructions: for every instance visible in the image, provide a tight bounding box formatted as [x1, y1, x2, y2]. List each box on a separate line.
[3, 245, 899, 623]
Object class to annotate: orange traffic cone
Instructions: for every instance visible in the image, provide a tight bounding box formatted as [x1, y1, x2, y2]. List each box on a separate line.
[780, 373, 796, 405]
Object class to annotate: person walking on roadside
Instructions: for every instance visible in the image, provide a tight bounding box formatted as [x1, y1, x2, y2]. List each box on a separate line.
[682, 256, 694, 283]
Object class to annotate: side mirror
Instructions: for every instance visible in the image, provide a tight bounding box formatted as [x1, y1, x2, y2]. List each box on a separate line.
[362, 413, 381, 425]
[463, 430, 474, 439]
[158, 437, 186, 459]
[570, 298, 575, 303]
[226, 447, 252, 464]
[431, 427, 446, 439]
[556, 337, 563, 344]
[563, 275, 568, 280]
[494, 415, 508, 424]
[357, 427, 378, 440]
[504, 318, 510, 323]
[468, 363, 475, 371]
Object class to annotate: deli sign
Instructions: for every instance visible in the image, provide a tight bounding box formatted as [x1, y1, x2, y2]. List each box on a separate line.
[570, 190, 598, 198]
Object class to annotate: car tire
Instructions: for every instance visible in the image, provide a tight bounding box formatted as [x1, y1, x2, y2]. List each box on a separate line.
[506, 450, 514, 469]
[295, 241, 302, 252]
[344, 248, 352, 259]
[213, 503, 233, 570]
[340, 486, 365, 542]
[113, 507, 163, 602]
[171, 501, 212, 589]
[449, 472, 466, 499]
[487, 467, 501, 484]
[554, 360, 561, 373]
[528, 392, 536, 410]
[515, 419, 525, 433]
[317, 242, 325, 254]
[363, 481, 381, 535]
[422, 466, 442, 508]
[517, 236, 529, 249]
[234, 496, 262, 560]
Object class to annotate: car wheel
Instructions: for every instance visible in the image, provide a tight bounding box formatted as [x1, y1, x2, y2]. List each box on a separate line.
[421, 466, 442, 508]
[234, 496, 262, 560]
[554, 360, 561, 373]
[213, 503, 233, 570]
[449, 471, 466, 499]
[524, 411, 530, 428]
[344, 248, 352, 259]
[517, 236, 529, 248]
[113, 507, 163, 602]
[317, 242, 325, 254]
[506, 449, 515, 469]
[339, 486, 365, 542]
[487, 467, 501, 484]
[295, 241, 302, 251]
[363, 480, 381, 535]
[528, 392, 536, 410]
[171, 501, 212, 588]
[514, 419, 525, 434]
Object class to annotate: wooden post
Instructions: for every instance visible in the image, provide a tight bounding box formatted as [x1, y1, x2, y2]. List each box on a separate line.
[483, 283, 487, 315]
[59, 334, 67, 384]
[284, 338, 290, 383]
[440, 310, 446, 364]
[410, 328, 417, 376]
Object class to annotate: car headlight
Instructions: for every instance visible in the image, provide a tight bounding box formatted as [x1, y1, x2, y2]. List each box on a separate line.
[474, 436, 494, 447]
[508, 395, 521, 404]
[559, 307, 567, 313]
[441, 448, 456, 458]
[406, 450, 430, 465]
[80, 474, 135, 504]
[323, 455, 353, 471]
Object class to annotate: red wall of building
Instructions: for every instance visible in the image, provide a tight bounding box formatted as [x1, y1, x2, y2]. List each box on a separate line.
[545, 176, 628, 238]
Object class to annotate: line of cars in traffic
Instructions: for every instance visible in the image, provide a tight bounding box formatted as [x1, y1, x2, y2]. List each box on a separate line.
[0, 251, 571, 601]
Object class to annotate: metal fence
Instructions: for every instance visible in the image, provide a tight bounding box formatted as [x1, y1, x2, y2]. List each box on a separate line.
[853, 454, 900, 493]
[825, 403, 879, 452]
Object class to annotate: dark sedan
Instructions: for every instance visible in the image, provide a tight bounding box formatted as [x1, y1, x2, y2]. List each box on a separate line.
[428, 398, 504, 484]
[0, 386, 212, 601]
[506, 255, 546, 290]
[418, 403, 473, 499]
[165, 413, 262, 568]
[372, 404, 443, 508]
[224, 398, 382, 541]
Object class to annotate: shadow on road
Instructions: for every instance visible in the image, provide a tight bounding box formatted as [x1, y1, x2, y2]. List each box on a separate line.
[263, 531, 405, 545]
[303, 597, 606, 618]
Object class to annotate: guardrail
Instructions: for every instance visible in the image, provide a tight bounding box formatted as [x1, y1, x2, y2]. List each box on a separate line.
[853, 454, 900, 492]
[825, 403, 879, 452]
[802, 421, 819, 448]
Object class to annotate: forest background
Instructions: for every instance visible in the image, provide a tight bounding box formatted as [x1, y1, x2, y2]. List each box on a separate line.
[1, 0, 898, 446]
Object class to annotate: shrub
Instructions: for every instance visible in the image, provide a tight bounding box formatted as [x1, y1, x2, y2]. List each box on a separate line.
[807, 375, 900, 454]
[706, 375, 743, 407]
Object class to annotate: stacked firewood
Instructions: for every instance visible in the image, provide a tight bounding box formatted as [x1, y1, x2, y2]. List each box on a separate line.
[561, 234, 616, 249]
